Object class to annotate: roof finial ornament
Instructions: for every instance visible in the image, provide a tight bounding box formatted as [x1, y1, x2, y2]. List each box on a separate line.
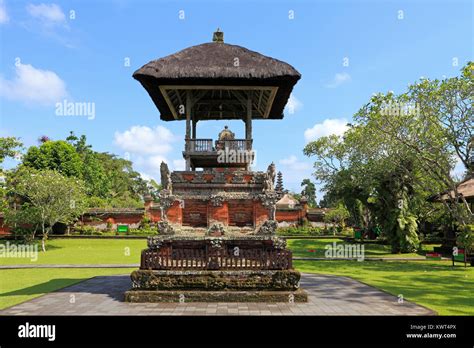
[212, 28, 224, 43]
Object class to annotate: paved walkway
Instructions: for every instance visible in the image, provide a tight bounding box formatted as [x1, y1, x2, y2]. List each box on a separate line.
[0, 273, 435, 315]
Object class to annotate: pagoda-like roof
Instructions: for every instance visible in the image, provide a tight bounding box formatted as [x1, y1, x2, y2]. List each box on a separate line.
[133, 38, 301, 121]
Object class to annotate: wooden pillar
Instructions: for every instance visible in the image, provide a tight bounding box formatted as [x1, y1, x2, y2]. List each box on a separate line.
[186, 92, 191, 139]
[192, 119, 197, 139]
[245, 97, 252, 143]
[245, 97, 252, 171]
[185, 91, 191, 171]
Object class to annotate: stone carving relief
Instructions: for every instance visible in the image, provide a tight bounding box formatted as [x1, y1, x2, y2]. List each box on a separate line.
[209, 194, 225, 207]
[160, 162, 172, 192]
[263, 162, 276, 192]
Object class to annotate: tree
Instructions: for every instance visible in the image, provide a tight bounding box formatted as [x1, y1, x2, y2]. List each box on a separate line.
[5, 168, 86, 251]
[304, 63, 473, 252]
[354, 62, 473, 226]
[275, 171, 284, 192]
[324, 202, 350, 231]
[300, 178, 317, 207]
[22, 140, 82, 177]
[0, 137, 23, 164]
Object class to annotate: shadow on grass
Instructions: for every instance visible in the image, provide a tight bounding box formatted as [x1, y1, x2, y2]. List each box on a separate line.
[0, 275, 130, 302]
[295, 259, 473, 315]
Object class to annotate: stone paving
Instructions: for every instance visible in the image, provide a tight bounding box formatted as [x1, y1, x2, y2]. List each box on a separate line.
[0, 273, 435, 315]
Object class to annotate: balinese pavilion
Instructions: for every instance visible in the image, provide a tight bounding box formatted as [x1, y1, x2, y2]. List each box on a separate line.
[125, 30, 307, 302]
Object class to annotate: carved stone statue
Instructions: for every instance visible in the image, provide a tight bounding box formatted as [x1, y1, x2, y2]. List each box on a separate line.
[160, 161, 172, 192]
[158, 189, 174, 221]
[258, 191, 280, 220]
[263, 162, 276, 192]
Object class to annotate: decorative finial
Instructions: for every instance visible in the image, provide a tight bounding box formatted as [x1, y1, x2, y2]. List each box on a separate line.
[212, 28, 224, 43]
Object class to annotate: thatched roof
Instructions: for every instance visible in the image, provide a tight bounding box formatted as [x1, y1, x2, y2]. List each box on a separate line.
[276, 193, 300, 208]
[429, 177, 474, 202]
[134, 40, 301, 121]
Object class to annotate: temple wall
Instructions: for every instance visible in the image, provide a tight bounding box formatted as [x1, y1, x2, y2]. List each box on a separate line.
[0, 215, 10, 235]
[208, 202, 229, 226]
[167, 201, 183, 225]
[254, 201, 269, 227]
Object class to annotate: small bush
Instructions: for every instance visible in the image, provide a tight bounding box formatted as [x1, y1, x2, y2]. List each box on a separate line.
[74, 225, 102, 235]
[277, 226, 323, 236]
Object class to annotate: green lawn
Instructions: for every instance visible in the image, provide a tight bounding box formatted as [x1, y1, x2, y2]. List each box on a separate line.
[295, 260, 473, 315]
[287, 238, 438, 259]
[0, 238, 472, 315]
[0, 239, 146, 265]
[0, 268, 134, 310]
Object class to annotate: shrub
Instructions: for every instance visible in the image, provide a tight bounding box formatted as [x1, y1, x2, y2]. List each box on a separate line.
[276, 226, 322, 236]
[74, 225, 101, 235]
[12, 226, 37, 243]
[457, 224, 474, 254]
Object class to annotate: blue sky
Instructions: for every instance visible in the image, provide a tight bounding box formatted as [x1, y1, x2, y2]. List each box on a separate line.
[0, 0, 472, 197]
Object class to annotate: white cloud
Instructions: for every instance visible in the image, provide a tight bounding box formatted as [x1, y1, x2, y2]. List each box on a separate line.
[279, 155, 312, 171]
[326, 72, 351, 88]
[304, 118, 349, 143]
[26, 3, 66, 25]
[285, 94, 303, 115]
[114, 125, 177, 155]
[277, 155, 314, 194]
[0, 0, 9, 24]
[114, 125, 185, 183]
[0, 62, 67, 105]
[172, 159, 186, 171]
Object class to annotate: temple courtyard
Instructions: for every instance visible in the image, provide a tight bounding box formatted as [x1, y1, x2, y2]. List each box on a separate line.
[0, 273, 434, 316]
[0, 238, 472, 315]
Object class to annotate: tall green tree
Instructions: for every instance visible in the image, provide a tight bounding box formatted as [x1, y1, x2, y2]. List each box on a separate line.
[22, 140, 82, 177]
[301, 178, 317, 207]
[5, 168, 86, 251]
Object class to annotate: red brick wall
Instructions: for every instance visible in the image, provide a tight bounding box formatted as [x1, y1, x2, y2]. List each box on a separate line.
[228, 200, 253, 227]
[81, 214, 142, 225]
[167, 201, 183, 224]
[276, 210, 301, 223]
[254, 201, 269, 227]
[182, 199, 207, 227]
[0, 216, 11, 235]
[208, 202, 229, 226]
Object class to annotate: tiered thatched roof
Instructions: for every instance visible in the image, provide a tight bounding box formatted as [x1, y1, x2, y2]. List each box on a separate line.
[134, 38, 301, 121]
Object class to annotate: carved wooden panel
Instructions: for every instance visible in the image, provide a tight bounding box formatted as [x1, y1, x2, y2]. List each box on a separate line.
[228, 200, 253, 227]
[182, 200, 208, 227]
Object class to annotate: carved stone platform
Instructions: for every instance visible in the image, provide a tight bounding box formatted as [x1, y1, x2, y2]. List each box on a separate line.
[125, 289, 307, 303]
[124, 235, 307, 303]
[128, 269, 302, 291]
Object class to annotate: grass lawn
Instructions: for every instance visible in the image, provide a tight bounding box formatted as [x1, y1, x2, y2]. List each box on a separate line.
[289, 239, 473, 315]
[0, 239, 146, 265]
[0, 268, 134, 310]
[295, 260, 473, 315]
[0, 238, 472, 315]
[287, 238, 438, 258]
